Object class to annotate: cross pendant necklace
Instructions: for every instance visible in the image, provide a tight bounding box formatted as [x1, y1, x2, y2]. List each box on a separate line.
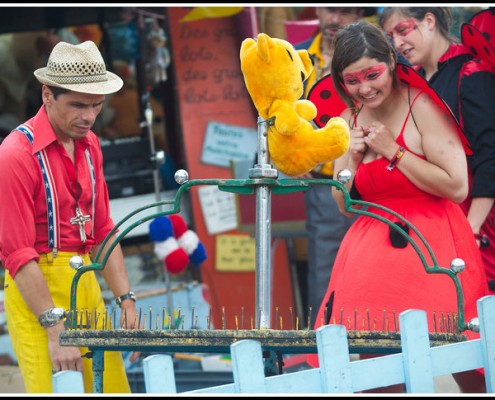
[70, 161, 90, 243]
[70, 206, 91, 242]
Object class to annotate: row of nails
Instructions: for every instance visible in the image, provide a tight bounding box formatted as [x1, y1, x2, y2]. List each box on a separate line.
[65, 306, 459, 334]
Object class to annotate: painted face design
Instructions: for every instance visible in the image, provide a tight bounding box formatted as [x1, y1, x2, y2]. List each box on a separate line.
[386, 18, 418, 42]
[342, 63, 388, 86]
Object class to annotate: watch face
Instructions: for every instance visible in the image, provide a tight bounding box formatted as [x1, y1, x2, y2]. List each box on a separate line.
[40, 307, 66, 327]
[50, 308, 65, 321]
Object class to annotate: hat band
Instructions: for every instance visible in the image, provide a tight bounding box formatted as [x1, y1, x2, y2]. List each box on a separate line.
[46, 73, 108, 85]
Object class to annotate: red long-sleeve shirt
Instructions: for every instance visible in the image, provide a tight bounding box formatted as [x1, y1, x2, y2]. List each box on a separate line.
[0, 105, 115, 278]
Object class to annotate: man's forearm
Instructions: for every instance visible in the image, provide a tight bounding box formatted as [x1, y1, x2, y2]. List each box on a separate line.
[13, 260, 56, 318]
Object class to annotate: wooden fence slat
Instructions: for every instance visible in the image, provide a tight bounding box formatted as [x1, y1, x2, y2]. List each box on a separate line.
[143, 354, 176, 393]
[317, 324, 352, 392]
[265, 368, 321, 393]
[52, 370, 84, 393]
[230, 339, 266, 393]
[400, 309, 435, 393]
[350, 353, 405, 392]
[477, 295, 495, 392]
[431, 340, 482, 375]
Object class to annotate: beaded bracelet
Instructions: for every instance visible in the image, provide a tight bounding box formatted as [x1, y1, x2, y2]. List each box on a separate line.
[386, 146, 406, 171]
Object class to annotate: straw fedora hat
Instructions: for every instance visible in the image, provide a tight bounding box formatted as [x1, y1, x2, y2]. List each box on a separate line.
[34, 40, 123, 95]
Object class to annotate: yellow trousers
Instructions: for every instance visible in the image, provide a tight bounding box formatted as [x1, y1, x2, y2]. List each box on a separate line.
[4, 252, 131, 393]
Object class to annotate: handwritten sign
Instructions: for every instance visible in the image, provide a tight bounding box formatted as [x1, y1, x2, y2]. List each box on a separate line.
[215, 234, 256, 271]
[173, 19, 254, 113]
[201, 121, 257, 167]
[198, 185, 238, 235]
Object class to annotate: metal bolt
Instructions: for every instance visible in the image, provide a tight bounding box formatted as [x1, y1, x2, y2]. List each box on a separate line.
[467, 317, 480, 333]
[450, 258, 465, 274]
[337, 169, 352, 184]
[69, 255, 84, 270]
[174, 169, 189, 185]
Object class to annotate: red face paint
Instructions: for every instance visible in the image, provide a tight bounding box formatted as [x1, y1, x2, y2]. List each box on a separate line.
[342, 63, 388, 86]
[386, 18, 418, 41]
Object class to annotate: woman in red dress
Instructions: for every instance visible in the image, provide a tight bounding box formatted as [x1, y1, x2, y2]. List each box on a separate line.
[307, 21, 488, 393]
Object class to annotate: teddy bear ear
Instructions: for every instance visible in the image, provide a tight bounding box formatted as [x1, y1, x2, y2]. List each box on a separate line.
[240, 37, 255, 59]
[297, 49, 314, 78]
[257, 33, 272, 64]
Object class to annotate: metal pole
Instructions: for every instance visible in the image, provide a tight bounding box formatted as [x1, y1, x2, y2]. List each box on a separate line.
[144, 98, 164, 210]
[143, 98, 173, 314]
[249, 117, 278, 329]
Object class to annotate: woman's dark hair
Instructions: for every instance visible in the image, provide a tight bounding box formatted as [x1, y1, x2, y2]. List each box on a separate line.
[330, 21, 397, 113]
[378, 7, 458, 43]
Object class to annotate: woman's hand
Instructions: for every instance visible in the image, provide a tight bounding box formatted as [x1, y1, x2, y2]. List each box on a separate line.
[348, 126, 368, 168]
[363, 122, 398, 160]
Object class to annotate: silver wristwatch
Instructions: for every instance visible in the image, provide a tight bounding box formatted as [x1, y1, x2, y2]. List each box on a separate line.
[38, 307, 66, 328]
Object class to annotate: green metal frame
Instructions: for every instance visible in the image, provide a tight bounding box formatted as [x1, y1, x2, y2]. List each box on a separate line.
[67, 176, 467, 332]
[61, 176, 472, 393]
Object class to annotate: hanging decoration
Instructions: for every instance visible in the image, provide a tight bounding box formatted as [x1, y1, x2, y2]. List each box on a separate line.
[146, 18, 171, 84]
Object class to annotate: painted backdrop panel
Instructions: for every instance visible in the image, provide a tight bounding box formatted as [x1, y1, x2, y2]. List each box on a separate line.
[167, 6, 298, 330]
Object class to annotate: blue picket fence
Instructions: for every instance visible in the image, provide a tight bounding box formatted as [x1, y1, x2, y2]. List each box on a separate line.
[53, 295, 495, 394]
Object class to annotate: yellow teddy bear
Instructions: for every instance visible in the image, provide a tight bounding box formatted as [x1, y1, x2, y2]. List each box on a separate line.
[240, 33, 350, 177]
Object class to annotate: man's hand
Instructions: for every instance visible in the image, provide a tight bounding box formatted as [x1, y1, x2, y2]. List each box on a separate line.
[119, 301, 141, 363]
[46, 322, 84, 373]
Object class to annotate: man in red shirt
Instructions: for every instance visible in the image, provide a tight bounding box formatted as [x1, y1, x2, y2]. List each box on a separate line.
[0, 40, 139, 393]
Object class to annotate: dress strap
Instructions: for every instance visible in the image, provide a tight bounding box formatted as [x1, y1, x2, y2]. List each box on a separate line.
[398, 88, 423, 139]
[351, 105, 364, 128]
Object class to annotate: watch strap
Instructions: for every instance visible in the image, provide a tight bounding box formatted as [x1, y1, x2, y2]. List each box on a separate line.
[115, 291, 136, 307]
[38, 307, 66, 328]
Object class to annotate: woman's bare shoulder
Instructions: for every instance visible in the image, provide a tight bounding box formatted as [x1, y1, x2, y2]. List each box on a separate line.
[409, 87, 443, 116]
